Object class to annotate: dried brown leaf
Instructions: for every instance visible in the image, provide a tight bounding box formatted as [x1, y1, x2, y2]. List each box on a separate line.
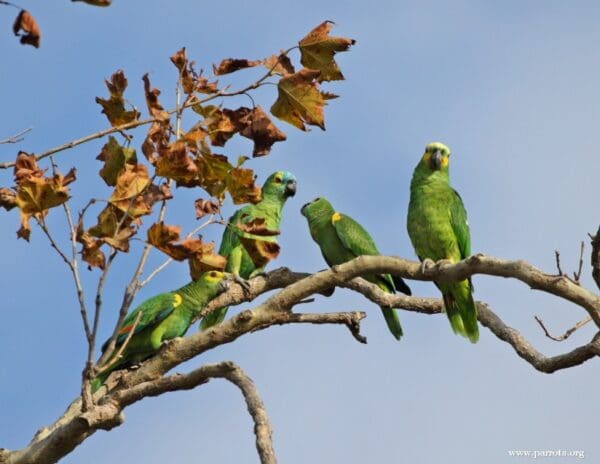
[213, 58, 261, 76]
[95, 71, 141, 126]
[299, 21, 355, 81]
[13, 10, 41, 48]
[239, 106, 286, 157]
[97, 136, 138, 186]
[263, 53, 295, 76]
[195, 198, 220, 219]
[270, 68, 326, 131]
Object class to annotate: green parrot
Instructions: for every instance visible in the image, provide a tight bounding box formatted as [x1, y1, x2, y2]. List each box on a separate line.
[92, 270, 230, 391]
[301, 197, 412, 340]
[200, 170, 297, 330]
[407, 142, 479, 343]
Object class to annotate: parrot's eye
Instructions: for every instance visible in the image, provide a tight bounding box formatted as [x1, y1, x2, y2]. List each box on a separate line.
[274, 176, 283, 183]
[314, 197, 321, 202]
[209, 271, 217, 277]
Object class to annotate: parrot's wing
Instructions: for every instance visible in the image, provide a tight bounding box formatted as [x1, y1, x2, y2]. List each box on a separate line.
[115, 293, 179, 345]
[219, 207, 250, 255]
[449, 189, 471, 260]
[332, 213, 402, 292]
[332, 213, 380, 257]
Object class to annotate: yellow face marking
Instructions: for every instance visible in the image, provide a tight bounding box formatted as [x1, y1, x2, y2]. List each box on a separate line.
[422, 152, 431, 163]
[173, 294, 183, 307]
[205, 271, 224, 283]
[332, 212, 343, 223]
[441, 156, 449, 168]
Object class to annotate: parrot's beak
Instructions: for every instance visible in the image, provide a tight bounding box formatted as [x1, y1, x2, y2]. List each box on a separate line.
[300, 202, 310, 215]
[431, 149, 443, 170]
[285, 180, 297, 197]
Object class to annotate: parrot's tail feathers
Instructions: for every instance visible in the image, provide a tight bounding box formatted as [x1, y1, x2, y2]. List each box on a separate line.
[380, 306, 403, 341]
[391, 275, 412, 295]
[200, 306, 229, 330]
[442, 283, 479, 343]
[459, 290, 479, 343]
[443, 292, 466, 336]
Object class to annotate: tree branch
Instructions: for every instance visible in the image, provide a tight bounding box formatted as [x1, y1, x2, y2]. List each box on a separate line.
[0, 127, 32, 144]
[4, 253, 600, 464]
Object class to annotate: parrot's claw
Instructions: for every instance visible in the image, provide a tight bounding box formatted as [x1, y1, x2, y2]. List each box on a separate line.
[435, 259, 454, 268]
[233, 274, 252, 295]
[420, 258, 436, 274]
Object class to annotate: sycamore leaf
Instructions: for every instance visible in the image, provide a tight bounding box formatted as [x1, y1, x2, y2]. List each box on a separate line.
[76, 223, 107, 270]
[97, 136, 138, 186]
[195, 198, 220, 219]
[13, 151, 44, 183]
[148, 222, 187, 260]
[226, 167, 261, 204]
[299, 21, 355, 82]
[270, 68, 326, 131]
[15, 168, 76, 214]
[156, 141, 199, 187]
[187, 239, 227, 279]
[109, 164, 152, 215]
[95, 71, 141, 126]
[13, 10, 41, 48]
[0, 188, 17, 211]
[239, 237, 280, 269]
[263, 53, 295, 76]
[195, 152, 232, 198]
[194, 105, 251, 147]
[143, 74, 170, 122]
[170, 47, 196, 94]
[213, 58, 261, 75]
[237, 216, 280, 237]
[239, 106, 286, 157]
[12, 154, 76, 241]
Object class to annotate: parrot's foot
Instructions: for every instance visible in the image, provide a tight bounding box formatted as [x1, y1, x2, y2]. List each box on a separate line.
[420, 258, 436, 274]
[233, 274, 252, 295]
[435, 259, 454, 269]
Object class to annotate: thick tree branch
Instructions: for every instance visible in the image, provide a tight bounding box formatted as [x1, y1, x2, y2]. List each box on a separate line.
[4, 253, 600, 464]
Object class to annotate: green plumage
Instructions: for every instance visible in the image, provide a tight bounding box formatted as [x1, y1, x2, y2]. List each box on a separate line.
[92, 271, 229, 391]
[200, 171, 297, 329]
[301, 197, 411, 340]
[407, 142, 479, 343]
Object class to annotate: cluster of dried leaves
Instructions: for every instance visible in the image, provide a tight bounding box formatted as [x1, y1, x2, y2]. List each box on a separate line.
[1, 21, 354, 279]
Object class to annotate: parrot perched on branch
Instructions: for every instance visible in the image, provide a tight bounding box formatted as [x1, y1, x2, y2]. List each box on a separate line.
[407, 142, 479, 343]
[200, 170, 297, 330]
[301, 197, 411, 340]
[92, 270, 230, 391]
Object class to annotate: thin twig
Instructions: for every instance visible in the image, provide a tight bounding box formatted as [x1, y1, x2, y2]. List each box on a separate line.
[555, 250, 564, 276]
[0, 127, 32, 144]
[573, 241, 585, 283]
[534, 315, 593, 342]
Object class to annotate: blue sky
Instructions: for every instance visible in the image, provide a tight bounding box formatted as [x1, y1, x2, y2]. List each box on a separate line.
[2, 1, 600, 462]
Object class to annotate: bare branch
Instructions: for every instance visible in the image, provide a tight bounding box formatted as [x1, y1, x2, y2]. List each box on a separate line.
[534, 315, 592, 342]
[574, 241, 585, 282]
[112, 362, 277, 464]
[0, 127, 32, 144]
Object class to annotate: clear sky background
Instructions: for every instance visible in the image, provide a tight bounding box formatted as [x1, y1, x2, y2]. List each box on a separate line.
[2, 1, 600, 463]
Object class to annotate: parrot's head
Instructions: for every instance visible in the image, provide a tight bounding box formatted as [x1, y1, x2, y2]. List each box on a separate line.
[199, 270, 231, 294]
[262, 171, 297, 200]
[300, 196, 335, 221]
[420, 142, 451, 173]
